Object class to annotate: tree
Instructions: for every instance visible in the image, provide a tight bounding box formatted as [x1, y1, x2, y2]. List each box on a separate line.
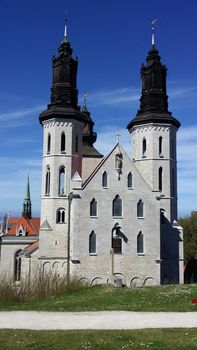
[179, 211, 197, 264]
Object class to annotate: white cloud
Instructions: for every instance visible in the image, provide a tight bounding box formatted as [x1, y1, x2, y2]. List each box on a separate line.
[0, 105, 45, 126]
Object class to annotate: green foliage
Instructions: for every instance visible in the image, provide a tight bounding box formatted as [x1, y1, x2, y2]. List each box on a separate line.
[0, 284, 197, 312]
[179, 211, 197, 263]
[1, 329, 197, 350]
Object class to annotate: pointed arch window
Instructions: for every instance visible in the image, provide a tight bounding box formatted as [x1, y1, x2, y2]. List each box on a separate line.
[45, 166, 50, 196]
[159, 136, 163, 156]
[90, 198, 97, 217]
[127, 172, 133, 188]
[47, 133, 51, 154]
[137, 199, 144, 218]
[102, 171, 108, 188]
[14, 249, 22, 281]
[59, 167, 65, 195]
[142, 138, 147, 157]
[112, 224, 122, 254]
[56, 208, 66, 224]
[137, 231, 144, 254]
[89, 231, 96, 254]
[61, 132, 66, 152]
[113, 195, 122, 217]
[160, 209, 165, 224]
[159, 167, 163, 191]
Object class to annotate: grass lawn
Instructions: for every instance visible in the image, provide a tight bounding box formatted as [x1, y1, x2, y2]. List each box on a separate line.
[0, 284, 197, 312]
[1, 329, 197, 350]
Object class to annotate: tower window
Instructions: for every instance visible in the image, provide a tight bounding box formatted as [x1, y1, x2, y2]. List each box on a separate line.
[159, 167, 163, 191]
[112, 224, 122, 254]
[61, 132, 66, 152]
[75, 135, 78, 153]
[102, 171, 108, 188]
[159, 136, 163, 156]
[127, 172, 133, 188]
[137, 199, 144, 218]
[113, 195, 122, 217]
[14, 250, 22, 281]
[45, 166, 50, 196]
[142, 138, 147, 157]
[59, 167, 65, 195]
[56, 208, 66, 224]
[90, 198, 97, 217]
[89, 231, 96, 254]
[160, 209, 165, 224]
[137, 231, 144, 254]
[47, 133, 51, 154]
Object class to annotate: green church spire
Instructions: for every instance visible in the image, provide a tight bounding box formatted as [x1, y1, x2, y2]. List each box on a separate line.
[22, 175, 32, 219]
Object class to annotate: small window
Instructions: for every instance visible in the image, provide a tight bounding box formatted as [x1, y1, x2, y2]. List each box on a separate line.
[102, 171, 108, 188]
[56, 208, 66, 224]
[137, 231, 144, 254]
[137, 199, 144, 218]
[47, 133, 51, 154]
[113, 195, 122, 217]
[75, 135, 78, 153]
[14, 250, 22, 281]
[112, 237, 122, 254]
[59, 167, 65, 195]
[142, 138, 146, 157]
[159, 167, 163, 191]
[159, 136, 163, 156]
[127, 172, 133, 188]
[61, 132, 66, 152]
[45, 166, 50, 195]
[89, 231, 96, 254]
[90, 198, 97, 217]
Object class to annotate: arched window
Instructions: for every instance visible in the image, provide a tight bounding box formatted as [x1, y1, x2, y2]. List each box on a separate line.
[61, 132, 66, 152]
[89, 231, 96, 254]
[102, 171, 108, 188]
[160, 209, 165, 224]
[14, 249, 22, 281]
[112, 224, 122, 254]
[45, 166, 50, 195]
[75, 135, 78, 153]
[159, 167, 163, 191]
[159, 136, 163, 155]
[59, 167, 65, 195]
[47, 133, 51, 154]
[127, 172, 133, 188]
[137, 199, 144, 218]
[113, 195, 122, 217]
[142, 138, 146, 157]
[90, 198, 97, 217]
[56, 208, 66, 224]
[137, 231, 144, 254]
[171, 169, 175, 197]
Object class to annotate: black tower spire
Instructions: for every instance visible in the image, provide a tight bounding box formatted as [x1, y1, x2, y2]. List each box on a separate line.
[127, 44, 180, 130]
[22, 175, 32, 219]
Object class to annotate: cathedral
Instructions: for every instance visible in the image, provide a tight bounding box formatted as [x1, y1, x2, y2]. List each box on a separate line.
[0, 24, 184, 286]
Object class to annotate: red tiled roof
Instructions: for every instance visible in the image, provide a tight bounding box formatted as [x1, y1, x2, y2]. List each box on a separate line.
[21, 240, 39, 256]
[7, 217, 40, 236]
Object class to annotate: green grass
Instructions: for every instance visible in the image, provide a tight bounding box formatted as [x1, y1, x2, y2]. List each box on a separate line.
[1, 329, 197, 350]
[1, 284, 197, 312]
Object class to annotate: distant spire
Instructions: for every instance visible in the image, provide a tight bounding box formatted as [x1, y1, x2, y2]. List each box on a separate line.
[151, 19, 157, 46]
[63, 12, 68, 42]
[22, 175, 32, 219]
[81, 91, 89, 113]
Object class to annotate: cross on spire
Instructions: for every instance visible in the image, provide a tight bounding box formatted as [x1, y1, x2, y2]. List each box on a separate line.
[151, 18, 157, 46]
[116, 132, 121, 144]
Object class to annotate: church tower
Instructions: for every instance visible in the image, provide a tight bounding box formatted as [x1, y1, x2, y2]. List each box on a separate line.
[38, 23, 90, 263]
[127, 36, 180, 224]
[22, 175, 32, 219]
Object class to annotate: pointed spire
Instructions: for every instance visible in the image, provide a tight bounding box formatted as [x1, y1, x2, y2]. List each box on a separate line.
[151, 19, 157, 46]
[63, 12, 68, 43]
[81, 91, 89, 113]
[22, 175, 32, 219]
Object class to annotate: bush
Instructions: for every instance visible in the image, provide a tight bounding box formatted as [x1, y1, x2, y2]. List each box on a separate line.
[0, 273, 88, 302]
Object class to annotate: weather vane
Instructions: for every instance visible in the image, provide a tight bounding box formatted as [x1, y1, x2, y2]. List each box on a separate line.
[151, 18, 157, 46]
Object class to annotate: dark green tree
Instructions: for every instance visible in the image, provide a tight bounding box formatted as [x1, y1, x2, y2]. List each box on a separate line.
[179, 211, 197, 263]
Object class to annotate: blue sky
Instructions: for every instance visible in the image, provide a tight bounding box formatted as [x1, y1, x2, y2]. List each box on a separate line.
[0, 0, 197, 218]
